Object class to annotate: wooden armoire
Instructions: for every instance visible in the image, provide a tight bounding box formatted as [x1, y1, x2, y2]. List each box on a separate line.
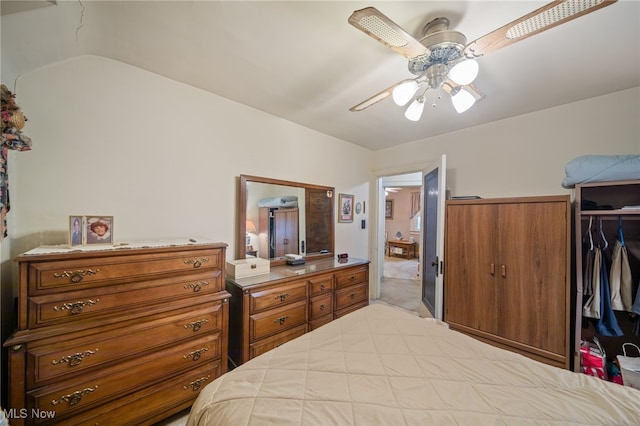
[444, 195, 571, 369]
[258, 207, 299, 258]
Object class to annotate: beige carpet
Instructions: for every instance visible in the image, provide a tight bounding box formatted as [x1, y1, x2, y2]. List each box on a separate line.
[383, 255, 419, 280]
[379, 256, 431, 317]
[379, 276, 423, 314]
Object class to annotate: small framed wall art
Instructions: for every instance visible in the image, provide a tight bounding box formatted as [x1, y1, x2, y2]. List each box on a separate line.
[338, 193, 354, 223]
[385, 199, 394, 219]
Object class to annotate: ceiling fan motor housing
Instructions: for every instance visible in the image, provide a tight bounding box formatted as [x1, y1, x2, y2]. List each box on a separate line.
[408, 30, 467, 76]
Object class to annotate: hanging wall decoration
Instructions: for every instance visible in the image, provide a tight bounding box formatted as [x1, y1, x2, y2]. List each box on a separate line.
[338, 194, 354, 223]
[1, 84, 32, 240]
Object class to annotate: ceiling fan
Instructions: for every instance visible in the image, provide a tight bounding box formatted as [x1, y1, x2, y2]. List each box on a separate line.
[348, 0, 617, 121]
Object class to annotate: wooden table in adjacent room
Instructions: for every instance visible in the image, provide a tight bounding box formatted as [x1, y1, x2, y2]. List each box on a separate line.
[387, 240, 417, 259]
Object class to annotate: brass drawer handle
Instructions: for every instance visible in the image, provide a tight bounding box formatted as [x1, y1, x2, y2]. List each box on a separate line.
[183, 375, 210, 391]
[274, 293, 289, 302]
[183, 257, 210, 269]
[350, 275, 355, 281]
[273, 315, 289, 325]
[350, 293, 355, 299]
[51, 349, 98, 367]
[53, 269, 100, 284]
[184, 319, 210, 332]
[184, 281, 210, 292]
[54, 299, 100, 315]
[320, 304, 325, 311]
[183, 347, 209, 361]
[51, 386, 98, 406]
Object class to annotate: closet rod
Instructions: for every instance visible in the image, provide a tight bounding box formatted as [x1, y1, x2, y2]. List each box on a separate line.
[580, 215, 640, 221]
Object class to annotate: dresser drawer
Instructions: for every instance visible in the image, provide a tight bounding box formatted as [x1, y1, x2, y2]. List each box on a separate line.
[308, 273, 334, 296]
[249, 324, 306, 359]
[335, 283, 368, 311]
[26, 302, 224, 387]
[27, 271, 220, 329]
[64, 361, 218, 426]
[26, 248, 223, 295]
[27, 342, 219, 424]
[249, 280, 308, 313]
[249, 300, 307, 342]
[309, 314, 333, 331]
[334, 266, 368, 289]
[309, 293, 333, 320]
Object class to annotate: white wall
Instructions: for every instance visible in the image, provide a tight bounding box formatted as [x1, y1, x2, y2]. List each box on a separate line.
[372, 87, 640, 198]
[6, 55, 372, 255]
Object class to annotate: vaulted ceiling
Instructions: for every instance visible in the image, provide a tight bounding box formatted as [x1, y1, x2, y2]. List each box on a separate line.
[2, 1, 639, 151]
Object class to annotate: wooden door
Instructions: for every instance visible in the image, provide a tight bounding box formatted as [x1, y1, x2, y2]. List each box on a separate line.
[497, 201, 568, 356]
[444, 203, 499, 335]
[421, 155, 447, 319]
[274, 209, 298, 257]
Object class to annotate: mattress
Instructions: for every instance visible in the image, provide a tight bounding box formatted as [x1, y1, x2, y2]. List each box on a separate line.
[187, 304, 639, 425]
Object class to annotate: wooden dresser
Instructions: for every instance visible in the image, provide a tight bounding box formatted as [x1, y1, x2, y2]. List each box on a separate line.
[3, 240, 229, 425]
[226, 257, 369, 366]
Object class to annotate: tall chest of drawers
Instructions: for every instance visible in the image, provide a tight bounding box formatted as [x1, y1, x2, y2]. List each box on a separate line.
[226, 257, 369, 366]
[3, 240, 229, 425]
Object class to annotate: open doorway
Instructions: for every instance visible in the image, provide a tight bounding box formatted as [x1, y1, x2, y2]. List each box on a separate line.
[373, 156, 446, 319]
[380, 174, 422, 313]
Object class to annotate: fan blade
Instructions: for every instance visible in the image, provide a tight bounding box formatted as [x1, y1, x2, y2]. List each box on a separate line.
[464, 0, 618, 58]
[350, 79, 416, 112]
[348, 7, 429, 59]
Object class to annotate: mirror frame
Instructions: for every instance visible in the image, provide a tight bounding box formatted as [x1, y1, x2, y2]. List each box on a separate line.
[237, 174, 335, 265]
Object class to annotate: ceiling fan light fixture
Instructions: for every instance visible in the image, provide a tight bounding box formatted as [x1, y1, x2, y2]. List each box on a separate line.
[448, 59, 479, 86]
[405, 97, 425, 121]
[392, 80, 419, 106]
[451, 87, 477, 113]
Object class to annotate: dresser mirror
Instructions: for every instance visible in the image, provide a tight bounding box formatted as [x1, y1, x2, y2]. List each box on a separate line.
[238, 175, 335, 264]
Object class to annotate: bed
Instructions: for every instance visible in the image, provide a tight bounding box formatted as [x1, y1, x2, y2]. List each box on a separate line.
[187, 303, 639, 425]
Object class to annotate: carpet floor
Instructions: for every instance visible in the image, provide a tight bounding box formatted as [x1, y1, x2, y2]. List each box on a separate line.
[379, 256, 429, 316]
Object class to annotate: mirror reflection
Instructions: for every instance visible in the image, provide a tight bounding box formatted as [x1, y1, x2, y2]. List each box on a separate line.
[238, 175, 335, 263]
[247, 182, 304, 259]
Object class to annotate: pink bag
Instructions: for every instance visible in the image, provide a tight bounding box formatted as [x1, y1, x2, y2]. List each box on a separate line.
[580, 338, 607, 380]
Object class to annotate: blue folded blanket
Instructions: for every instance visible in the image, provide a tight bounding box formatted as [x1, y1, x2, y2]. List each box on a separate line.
[562, 155, 640, 188]
[257, 196, 298, 208]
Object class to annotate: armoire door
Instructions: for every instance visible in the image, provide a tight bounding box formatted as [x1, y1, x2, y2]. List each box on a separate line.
[274, 208, 299, 257]
[444, 202, 499, 335]
[497, 200, 569, 356]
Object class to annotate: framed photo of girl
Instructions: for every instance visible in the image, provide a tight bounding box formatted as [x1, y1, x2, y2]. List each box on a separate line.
[338, 194, 354, 223]
[69, 216, 84, 246]
[85, 216, 113, 245]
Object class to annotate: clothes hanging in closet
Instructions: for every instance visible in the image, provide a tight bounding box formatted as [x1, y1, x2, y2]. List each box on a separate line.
[582, 216, 623, 336]
[610, 218, 633, 311]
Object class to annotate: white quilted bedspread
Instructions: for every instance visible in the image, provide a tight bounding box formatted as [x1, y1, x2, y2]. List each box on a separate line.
[187, 304, 639, 425]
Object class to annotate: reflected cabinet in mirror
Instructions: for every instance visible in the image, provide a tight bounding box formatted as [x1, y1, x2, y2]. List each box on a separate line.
[237, 175, 335, 264]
